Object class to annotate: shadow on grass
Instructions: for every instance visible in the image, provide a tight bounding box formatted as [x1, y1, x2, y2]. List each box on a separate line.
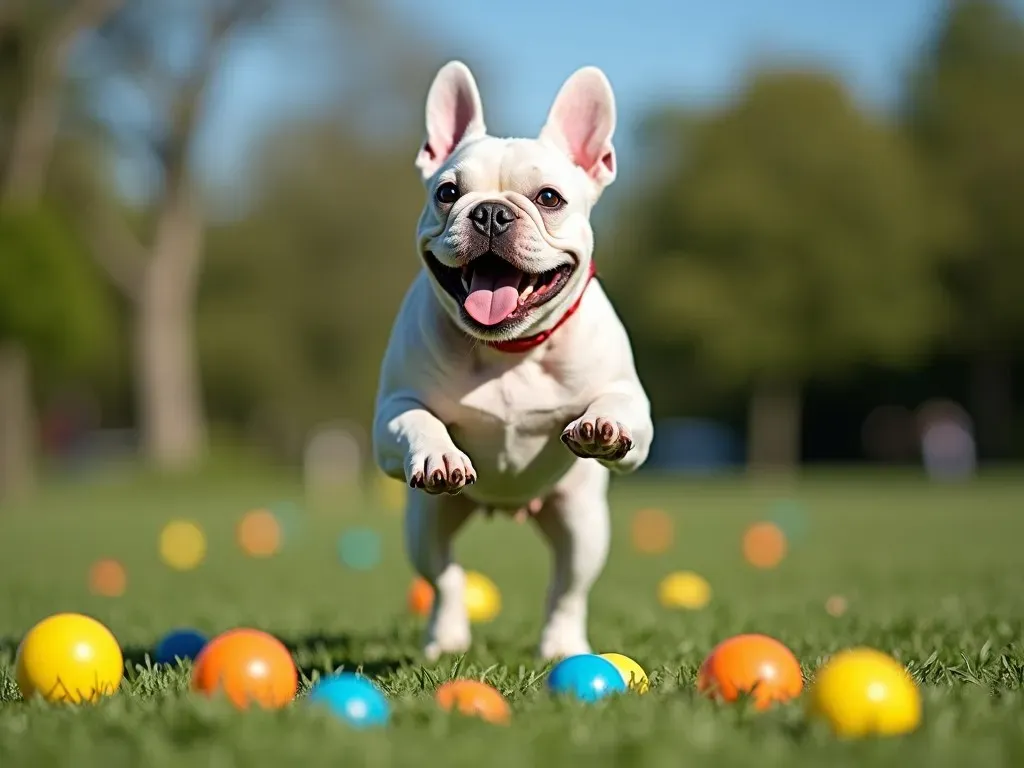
[279, 630, 418, 681]
[1, 629, 418, 685]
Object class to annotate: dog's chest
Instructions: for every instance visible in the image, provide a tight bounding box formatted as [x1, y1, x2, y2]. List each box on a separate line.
[431, 357, 587, 488]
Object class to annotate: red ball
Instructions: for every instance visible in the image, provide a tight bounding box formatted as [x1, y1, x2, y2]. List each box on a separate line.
[697, 633, 803, 710]
[191, 628, 298, 709]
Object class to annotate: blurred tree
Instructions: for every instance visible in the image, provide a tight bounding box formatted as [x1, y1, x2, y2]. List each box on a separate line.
[197, 120, 424, 458]
[903, 0, 1024, 460]
[621, 71, 947, 472]
[0, 0, 119, 501]
[62, 0, 276, 472]
[189, 12, 446, 459]
[62, 0, 446, 472]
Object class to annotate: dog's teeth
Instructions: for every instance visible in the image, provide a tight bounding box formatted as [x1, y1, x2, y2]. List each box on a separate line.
[518, 273, 538, 304]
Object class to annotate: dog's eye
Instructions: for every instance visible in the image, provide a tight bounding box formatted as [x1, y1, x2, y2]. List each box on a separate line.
[435, 182, 459, 205]
[535, 188, 564, 209]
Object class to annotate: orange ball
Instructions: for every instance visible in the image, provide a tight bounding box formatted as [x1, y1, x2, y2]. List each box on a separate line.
[697, 633, 803, 710]
[88, 559, 127, 597]
[236, 509, 281, 558]
[407, 577, 434, 616]
[190, 628, 298, 709]
[742, 522, 787, 569]
[435, 680, 511, 725]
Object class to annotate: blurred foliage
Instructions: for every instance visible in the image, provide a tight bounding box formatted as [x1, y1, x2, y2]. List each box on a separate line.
[198, 122, 423, 452]
[615, 71, 948, 411]
[0, 2, 120, 389]
[0, 10, 25, 140]
[67, 0, 448, 461]
[904, 0, 1024, 353]
[0, 0, 1020, 467]
[0, 206, 115, 377]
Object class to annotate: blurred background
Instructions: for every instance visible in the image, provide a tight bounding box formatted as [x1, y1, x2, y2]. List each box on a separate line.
[1, 0, 1022, 502]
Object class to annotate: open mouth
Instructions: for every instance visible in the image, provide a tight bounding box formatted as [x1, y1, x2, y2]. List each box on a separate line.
[424, 251, 574, 329]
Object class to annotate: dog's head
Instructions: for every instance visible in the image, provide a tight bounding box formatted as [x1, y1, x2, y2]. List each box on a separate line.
[414, 61, 617, 342]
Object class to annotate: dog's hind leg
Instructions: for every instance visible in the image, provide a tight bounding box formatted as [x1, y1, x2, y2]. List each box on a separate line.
[404, 489, 475, 661]
[532, 459, 611, 660]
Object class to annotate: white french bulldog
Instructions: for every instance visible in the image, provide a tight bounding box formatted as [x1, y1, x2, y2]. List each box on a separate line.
[372, 61, 653, 661]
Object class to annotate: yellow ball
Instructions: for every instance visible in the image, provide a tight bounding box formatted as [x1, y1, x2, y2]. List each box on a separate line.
[599, 652, 650, 693]
[658, 571, 711, 609]
[159, 520, 207, 571]
[807, 647, 922, 737]
[15, 613, 124, 703]
[464, 570, 501, 623]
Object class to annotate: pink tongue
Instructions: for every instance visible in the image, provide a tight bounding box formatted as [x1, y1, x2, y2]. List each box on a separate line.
[464, 269, 521, 326]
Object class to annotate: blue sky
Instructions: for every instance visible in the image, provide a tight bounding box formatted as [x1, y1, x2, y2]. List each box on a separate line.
[129, 0, 951, 205]
[384, 0, 946, 132]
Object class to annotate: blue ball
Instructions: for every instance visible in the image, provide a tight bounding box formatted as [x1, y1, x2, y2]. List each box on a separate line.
[154, 628, 208, 666]
[547, 654, 627, 702]
[308, 672, 390, 727]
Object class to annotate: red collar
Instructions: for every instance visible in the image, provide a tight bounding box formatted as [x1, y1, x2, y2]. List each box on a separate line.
[486, 261, 597, 354]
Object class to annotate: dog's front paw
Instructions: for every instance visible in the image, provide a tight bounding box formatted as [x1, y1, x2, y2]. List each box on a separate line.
[561, 416, 634, 462]
[407, 449, 477, 495]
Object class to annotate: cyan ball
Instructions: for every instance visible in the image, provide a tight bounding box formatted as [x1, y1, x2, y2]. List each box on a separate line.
[547, 654, 627, 702]
[154, 628, 208, 666]
[308, 672, 390, 727]
[337, 527, 382, 571]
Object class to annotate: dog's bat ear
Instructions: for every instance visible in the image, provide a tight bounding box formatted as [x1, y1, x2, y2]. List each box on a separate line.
[539, 66, 617, 192]
[416, 61, 487, 181]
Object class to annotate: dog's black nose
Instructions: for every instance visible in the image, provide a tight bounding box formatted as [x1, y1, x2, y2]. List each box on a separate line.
[469, 202, 516, 238]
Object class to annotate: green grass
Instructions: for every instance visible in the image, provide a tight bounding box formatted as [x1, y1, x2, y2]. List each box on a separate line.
[2, 464, 1024, 767]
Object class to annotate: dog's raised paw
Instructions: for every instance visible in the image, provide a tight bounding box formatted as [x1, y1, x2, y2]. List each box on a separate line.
[407, 449, 477, 495]
[560, 416, 633, 461]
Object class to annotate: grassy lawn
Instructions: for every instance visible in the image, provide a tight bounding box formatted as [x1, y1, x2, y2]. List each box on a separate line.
[2, 463, 1024, 766]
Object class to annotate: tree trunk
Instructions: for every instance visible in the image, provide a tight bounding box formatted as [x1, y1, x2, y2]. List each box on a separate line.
[969, 352, 1013, 462]
[0, 343, 36, 501]
[2, 80, 61, 208]
[2, 0, 122, 207]
[0, 2, 123, 499]
[747, 378, 802, 474]
[133, 190, 207, 471]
